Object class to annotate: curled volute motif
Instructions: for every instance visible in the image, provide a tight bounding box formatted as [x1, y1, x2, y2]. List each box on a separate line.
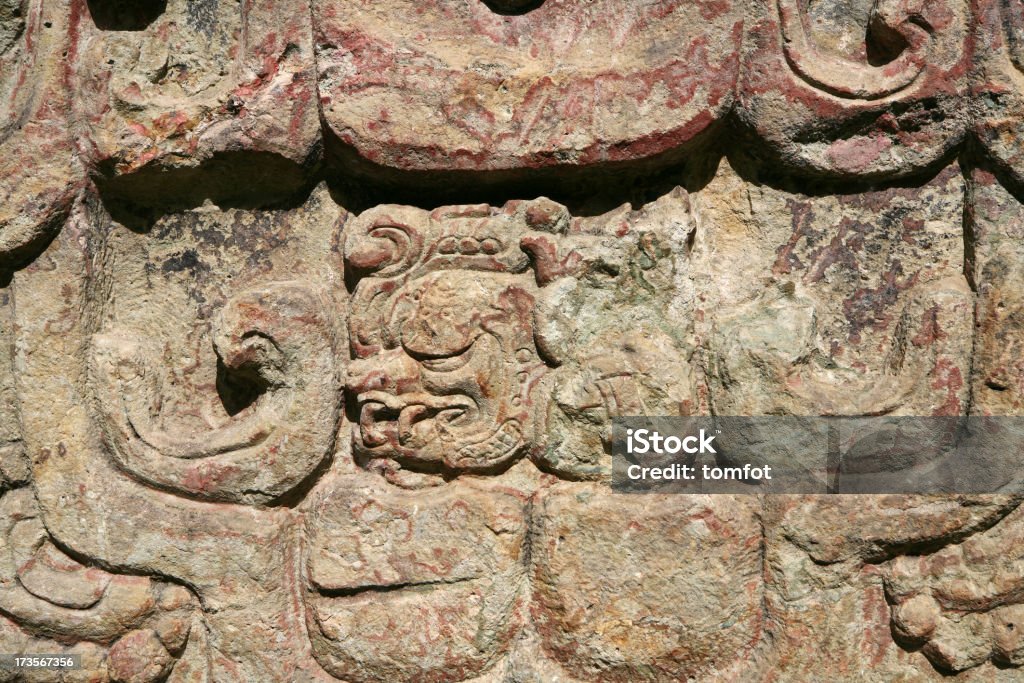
[90, 281, 340, 505]
[778, 0, 931, 100]
[738, 0, 968, 178]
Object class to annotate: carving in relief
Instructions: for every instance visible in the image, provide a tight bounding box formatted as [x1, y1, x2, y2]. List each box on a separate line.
[304, 191, 766, 682]
[7, 0, 1024, 679]
[706, 166, 974, 420]
[886, 504, 1024, 671]
[12, 194, 348, 681]
[344, 203, 543, 474]
[314, 0, 743, 171]
[344, 191, 696, 481]
[761, 492, 1023, 678]
[777, 0, 932, 100]
[738, 0, 969, 177]
[76, 0, 320, 179]
[0, 0, 81, 266]
[305, 478, 529, 682]
[0, 487, 205, 681]
[867, 167, 1024, 675]
[91, 281, 340, 504]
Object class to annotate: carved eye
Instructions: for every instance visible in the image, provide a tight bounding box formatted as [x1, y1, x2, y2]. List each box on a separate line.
[418, 342, 476, 373]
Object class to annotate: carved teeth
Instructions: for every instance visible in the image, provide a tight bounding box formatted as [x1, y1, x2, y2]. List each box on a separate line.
[357, 391, 477, 452]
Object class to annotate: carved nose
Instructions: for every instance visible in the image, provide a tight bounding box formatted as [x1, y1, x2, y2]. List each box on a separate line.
[346, 351, 419, 396]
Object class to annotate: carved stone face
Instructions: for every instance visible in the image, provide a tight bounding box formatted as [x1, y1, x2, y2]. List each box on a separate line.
[347, 270, 540, 473]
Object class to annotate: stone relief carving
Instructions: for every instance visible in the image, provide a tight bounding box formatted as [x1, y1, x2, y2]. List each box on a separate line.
[739, 0, 969, 178]
[2, 0, 1024, 681]
[75, 0, 320, 178]
[315, 0, 743, 172]
[707, 166, 973, 418]
[0, 486, 204, 681]
[91, 280, 340, 504]
[0, 0, 81, 265]
[345, 191, 694, 481]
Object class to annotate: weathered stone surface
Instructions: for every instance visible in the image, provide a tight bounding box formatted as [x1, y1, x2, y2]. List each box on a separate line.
[306, 473, 529, 682]
[884, 503, 1024, 671]
[737, 0, 970, 178]
[530, 486, 764, 681]
[75, 0, 321, 179]
[315, 0, 743, 172]
[344, 191, 695, 481]
[974, 0, 1024, 191]
[0, 0, 82, 268]
[703, 163, 972, 419]
[5, 1, 1024, 681]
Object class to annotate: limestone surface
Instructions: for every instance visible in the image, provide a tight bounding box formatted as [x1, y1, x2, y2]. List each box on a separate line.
[2, 1, 1024, 681]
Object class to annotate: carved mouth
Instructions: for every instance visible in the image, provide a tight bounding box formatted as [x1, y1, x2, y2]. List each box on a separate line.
[356, 391, 477, 451]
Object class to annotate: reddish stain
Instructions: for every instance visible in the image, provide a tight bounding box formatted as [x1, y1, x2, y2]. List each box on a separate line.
[930, 358, 964, 416]
[911, 305, 946, 347]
